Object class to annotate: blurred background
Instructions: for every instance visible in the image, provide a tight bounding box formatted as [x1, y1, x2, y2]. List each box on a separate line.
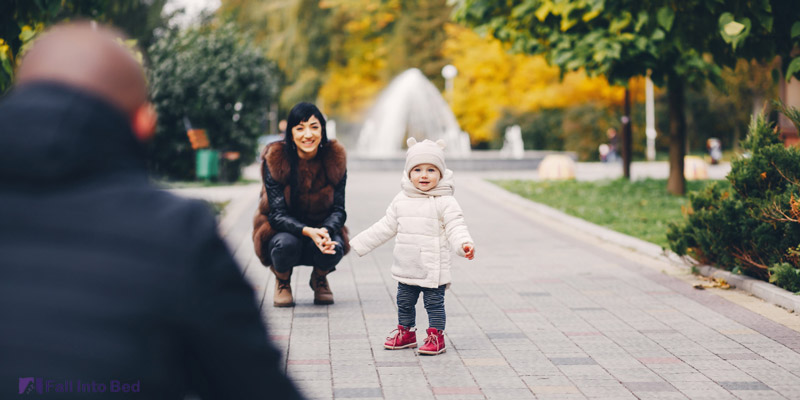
[1, 0, 797, 182]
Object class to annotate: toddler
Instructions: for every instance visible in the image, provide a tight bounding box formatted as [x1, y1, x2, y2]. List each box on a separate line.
[350, 138, 475, 355]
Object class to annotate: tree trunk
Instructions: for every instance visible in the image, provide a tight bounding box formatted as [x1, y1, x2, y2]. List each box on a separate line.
[667, 75, 686, 195]
[622, 88, 632, 179]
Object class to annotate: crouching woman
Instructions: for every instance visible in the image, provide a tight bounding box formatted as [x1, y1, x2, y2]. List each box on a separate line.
[253, 102, 349, 307]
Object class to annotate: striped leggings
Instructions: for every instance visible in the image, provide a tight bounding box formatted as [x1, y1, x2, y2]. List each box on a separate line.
[396, 282, 446, 331]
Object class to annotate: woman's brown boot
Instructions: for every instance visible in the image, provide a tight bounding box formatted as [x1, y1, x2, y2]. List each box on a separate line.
[270, 266, 294, 307]
[309, 268, 334, 305]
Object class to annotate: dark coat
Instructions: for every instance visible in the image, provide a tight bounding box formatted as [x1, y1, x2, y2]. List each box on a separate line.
[252, 140, 350, 266]
[0, 82, 302, 400]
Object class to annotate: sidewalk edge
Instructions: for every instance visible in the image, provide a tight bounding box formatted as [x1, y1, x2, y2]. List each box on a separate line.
[468, 177, 800, 314]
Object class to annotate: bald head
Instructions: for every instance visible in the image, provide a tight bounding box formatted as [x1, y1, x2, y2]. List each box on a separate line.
[17, 22, 147, 116]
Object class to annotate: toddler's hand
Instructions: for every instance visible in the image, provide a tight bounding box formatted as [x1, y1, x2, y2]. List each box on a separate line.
[463, 243, 475, 260]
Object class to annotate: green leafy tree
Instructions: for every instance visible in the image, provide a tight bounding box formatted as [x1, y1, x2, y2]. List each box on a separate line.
[454, 0, 800, 195]
[147, 23, 280, 179]
[219, 0, 332, 110]
[0, 0, 168, 93]
[384, 0, 452, 88]
[220, 0, 452, 119]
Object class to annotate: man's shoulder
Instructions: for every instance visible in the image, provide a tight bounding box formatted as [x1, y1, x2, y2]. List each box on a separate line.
[106, 184, 219, 246]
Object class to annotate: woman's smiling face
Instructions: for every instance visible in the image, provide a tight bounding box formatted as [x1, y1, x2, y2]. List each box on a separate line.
[292, 115, 322, 159]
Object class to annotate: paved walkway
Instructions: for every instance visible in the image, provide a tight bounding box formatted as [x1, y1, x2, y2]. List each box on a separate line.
[215, 169, 800, 400]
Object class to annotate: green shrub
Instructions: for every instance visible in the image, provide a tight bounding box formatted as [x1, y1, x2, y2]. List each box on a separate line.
[769, 262, 800, 293]
[146, 23, 280, 180]
[667, 103, 800, 291]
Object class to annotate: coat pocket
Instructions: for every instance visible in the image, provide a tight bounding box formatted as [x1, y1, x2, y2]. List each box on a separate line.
[391, 244, 427, 279]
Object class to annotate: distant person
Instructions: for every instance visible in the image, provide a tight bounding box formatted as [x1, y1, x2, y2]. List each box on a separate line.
[349, 138, 475, 355]
[0, 22, 302, 399]
[253, 102, 349, 307]
[278, 119, 287, 137]
[605, 127, 619, 162]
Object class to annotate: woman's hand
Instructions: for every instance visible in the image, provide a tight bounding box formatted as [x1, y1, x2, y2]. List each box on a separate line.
[462, 243, 475, 260]
[303, 227, 339, 255]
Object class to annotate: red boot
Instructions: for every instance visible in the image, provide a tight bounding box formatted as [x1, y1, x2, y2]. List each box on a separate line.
[384, 325, 417, 350]
[418, 328, 445, 355]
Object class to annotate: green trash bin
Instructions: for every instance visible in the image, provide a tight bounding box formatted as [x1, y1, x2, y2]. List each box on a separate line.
[196, 149, 219, 180]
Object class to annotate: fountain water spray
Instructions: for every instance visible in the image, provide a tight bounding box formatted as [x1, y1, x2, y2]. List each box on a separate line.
[357, 68, 470, 157]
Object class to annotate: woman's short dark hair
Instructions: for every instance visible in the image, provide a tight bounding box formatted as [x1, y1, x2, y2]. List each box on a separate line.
[284, 102, 328, 150]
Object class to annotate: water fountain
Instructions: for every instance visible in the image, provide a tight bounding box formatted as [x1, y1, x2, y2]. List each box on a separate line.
[349, 68, 572, 171]
[356, 68, 470, 157]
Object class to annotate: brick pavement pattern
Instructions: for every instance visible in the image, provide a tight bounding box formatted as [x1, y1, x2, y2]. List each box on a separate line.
[223, 171, 800, 400]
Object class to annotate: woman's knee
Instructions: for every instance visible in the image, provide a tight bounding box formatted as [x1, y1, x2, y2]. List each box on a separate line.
[269, 232, 302, 270]
[313, 247, 343, 270]
[312, 235, 344, 270]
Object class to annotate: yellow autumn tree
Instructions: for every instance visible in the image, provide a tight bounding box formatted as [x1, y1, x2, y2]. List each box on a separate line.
[317, 0, 396, 118]
[443, 23, 642, 145]
[319, 0, 452, 120]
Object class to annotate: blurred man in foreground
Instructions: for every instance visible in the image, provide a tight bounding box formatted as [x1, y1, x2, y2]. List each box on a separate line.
[0, 22, 302, 399]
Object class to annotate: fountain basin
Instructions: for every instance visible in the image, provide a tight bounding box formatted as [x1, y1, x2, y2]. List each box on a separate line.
[348, 150, 576, 171]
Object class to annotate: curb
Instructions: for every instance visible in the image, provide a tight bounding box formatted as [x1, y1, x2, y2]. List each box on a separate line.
[696, 265, 800, 314]
[466, 177, 800, 314]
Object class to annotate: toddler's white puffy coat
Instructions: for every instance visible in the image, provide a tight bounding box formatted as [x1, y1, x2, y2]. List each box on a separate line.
[350, 169, 473, 288]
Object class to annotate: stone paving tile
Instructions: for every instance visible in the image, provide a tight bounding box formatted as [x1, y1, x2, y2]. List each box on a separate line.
[558, 365, 612, 380]
[522, 376, 575, 387]
[333, 387, 383, 398]
[530, 385, 583, 394]
[469, 374, 528, 390]
[288, 366, 332, 382]
[633, 393, 688, 400]
[658, 372, 714, 383]
[768, 384, 800, 399]
[606, 367, 664, 382]
[717, 381, 772, 390]
[381, 386, 434, 400]
[519, 290, 552, 296]
[425, 374, 480, 388]
[728, 392, 787, 400]
[376, 373, 428, 387]
[549, 357, 598, 366]
[295, 380, 333, 400]
[431, 386, 483, 395]
[534, 395, 588, 400]
[462, 358, 508, 367]
[622, 381, 678, 392]
[576, 385, 637, 399]
[481, 387, 536, 399]
[669, 381, 734, 398]
[718, 353, 765, 361]
[374, 361, 417, 367]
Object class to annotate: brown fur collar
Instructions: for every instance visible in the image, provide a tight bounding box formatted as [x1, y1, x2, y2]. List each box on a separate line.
[262, 139, 347, 185]
[252, 139, 349, 266]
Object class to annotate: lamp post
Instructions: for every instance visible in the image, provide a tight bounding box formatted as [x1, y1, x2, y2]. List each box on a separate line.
[441, 64, 457, 103]
[645, 70, 657, 161]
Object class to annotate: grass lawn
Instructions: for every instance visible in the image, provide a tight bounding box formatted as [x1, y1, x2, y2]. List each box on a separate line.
[492, 178, 726, 248]
[205, 200, 230, 217]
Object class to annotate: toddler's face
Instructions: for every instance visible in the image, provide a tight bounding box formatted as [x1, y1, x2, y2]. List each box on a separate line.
[409, 163, 441, 192]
